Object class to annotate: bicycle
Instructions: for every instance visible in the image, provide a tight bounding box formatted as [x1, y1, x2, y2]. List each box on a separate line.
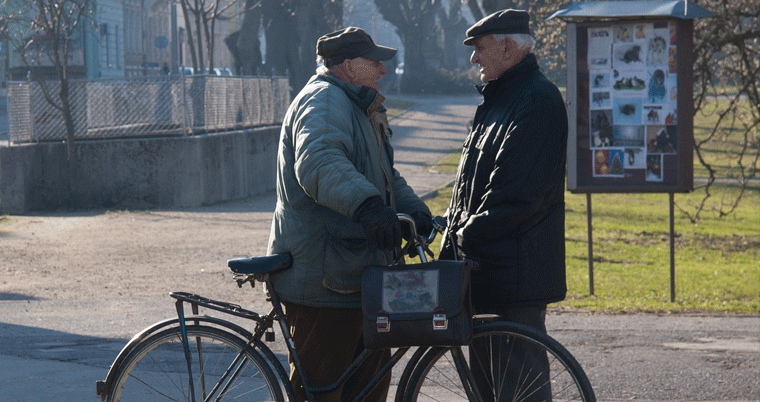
[96, 214, 596, 402]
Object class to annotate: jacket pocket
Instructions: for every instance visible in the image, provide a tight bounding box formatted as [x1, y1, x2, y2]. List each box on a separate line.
[322, 222, 386, 294]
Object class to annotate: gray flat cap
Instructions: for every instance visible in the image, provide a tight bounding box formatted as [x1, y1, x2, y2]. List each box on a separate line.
[464, 9, 531, 45]
[317, 27, 397, 67]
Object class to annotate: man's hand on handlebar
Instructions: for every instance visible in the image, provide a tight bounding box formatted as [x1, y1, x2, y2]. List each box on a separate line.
[411, 211, 434, 239]
[354, 197, 403, 251]
[396, 213, 446, 262]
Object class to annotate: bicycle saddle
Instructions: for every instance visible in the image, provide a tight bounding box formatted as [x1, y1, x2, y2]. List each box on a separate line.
[227, 253, 293, 275]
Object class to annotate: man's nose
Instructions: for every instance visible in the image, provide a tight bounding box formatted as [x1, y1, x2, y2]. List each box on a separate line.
[379, 63, 388, 76]
[470, 50, 478, 64]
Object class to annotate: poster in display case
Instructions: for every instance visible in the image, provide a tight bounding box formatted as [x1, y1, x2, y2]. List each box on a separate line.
[570, 18, 691, 192]
[548, 1, 715, 193]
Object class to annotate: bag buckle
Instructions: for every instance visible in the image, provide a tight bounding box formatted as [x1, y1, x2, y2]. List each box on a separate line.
[376, 312, 390, 333]
[432, 309, 448, 330]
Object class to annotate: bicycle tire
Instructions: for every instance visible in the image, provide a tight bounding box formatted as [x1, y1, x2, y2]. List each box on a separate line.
[107, 324, 285, 402]
[395, 346, 430, 402]
[403, 318, 596, 402]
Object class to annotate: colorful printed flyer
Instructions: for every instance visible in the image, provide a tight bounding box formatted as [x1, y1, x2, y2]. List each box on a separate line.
[587, 21, 678, 180]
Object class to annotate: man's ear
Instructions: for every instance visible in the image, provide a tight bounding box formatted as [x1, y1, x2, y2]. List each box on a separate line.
[502, 38, 513, 55]
[343, 59, 356, 79]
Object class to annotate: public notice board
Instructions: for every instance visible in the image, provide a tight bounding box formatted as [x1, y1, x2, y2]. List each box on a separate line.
[566, 18, 694, 193]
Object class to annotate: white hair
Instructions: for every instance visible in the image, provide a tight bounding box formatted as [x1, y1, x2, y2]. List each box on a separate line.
[316, 55, 331, 75]
[493, 33, 535, 52]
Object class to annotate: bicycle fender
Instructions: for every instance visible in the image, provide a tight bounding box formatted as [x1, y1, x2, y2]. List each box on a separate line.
[96, 315, 256, 400]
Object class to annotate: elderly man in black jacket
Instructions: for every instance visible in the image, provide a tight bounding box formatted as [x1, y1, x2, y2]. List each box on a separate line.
[441, 9, 569, 400]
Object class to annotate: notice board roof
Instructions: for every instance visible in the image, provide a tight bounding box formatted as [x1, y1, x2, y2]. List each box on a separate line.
[546, 1, 716, 21]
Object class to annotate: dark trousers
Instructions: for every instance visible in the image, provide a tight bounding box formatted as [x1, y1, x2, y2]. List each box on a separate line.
[470, 304, 551, 402]
[282, 301, 391, 402]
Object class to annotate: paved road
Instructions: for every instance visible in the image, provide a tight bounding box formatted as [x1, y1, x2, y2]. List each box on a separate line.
[0, 95, 758, 401]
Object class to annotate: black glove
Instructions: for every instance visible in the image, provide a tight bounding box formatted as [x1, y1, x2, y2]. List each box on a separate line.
[411, 211, 434, 238]
[354, 197, 403, 251]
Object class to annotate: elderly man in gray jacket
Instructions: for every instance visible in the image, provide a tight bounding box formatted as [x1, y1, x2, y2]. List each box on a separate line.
[267, 27, 432, 402]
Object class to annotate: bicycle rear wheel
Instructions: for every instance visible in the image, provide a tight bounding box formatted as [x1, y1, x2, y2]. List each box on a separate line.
[107, 324, 284, 402]
[403, 318, 595, 402]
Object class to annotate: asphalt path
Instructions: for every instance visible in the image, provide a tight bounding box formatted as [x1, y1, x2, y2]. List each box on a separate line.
[0, 94, 758, 401]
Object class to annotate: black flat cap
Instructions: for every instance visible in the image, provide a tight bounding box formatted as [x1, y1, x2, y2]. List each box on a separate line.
[464, 9, 531, 45]
[317, 27, 397, 67]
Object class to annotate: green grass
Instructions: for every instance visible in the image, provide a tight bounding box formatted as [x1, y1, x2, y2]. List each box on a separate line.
[415, 96, 759, 314]
[692, 97, 758, 179]
[561, 188, 759, 314]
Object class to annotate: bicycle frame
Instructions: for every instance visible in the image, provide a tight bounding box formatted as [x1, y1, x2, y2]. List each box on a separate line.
[98, 212, 596, 402]
[150, 282, 415, 402]
[97, 214, 454, 402]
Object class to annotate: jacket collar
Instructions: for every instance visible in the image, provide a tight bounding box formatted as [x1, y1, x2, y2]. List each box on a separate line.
[316, 74, 386, 115]
[476, 53, 539, 97]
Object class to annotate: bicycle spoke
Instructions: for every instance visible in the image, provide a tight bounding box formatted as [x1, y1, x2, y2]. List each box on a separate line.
[422, 352, 469, 400]
[126, 372, 183, 402]
[208, 351, 251, 402]
[139, 341, 188, 401]
[108, 324, 284, 402]
[404, 322, 595, 402]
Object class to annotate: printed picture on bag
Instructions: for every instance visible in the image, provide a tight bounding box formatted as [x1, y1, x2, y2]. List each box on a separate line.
[382, 270, 438, 313]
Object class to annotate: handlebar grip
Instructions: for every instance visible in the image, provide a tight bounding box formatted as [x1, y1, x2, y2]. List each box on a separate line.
[431, 216, 447, 233]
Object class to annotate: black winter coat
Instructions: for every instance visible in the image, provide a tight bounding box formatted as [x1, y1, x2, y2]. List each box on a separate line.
[441, 53, 568, 307]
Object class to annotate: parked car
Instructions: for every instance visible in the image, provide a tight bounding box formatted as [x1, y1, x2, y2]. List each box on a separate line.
[207, 67, 234, 76]
[178, 66, 233, 76]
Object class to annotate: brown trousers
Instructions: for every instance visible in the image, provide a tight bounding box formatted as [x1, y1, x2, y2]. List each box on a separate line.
[282, 301, 391, 402]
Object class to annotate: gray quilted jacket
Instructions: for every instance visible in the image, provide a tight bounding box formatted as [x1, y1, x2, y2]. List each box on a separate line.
[267, 74, 429, 308]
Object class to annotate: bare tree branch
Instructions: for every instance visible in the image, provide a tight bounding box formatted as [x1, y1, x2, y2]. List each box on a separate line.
[4, 0, 92, 159]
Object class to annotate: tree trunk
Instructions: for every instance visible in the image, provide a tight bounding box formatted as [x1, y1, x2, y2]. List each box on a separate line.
[261, 0, 294, 77]
[180, 1, 199, 71]
[263, 0, 342, 97]
[59, 80, 76, 159]
[194, 3, 204, 72]
[374, 0, 439, 93]
[467, 0, 484, 21]
[293, 0, 343, 93]
[235, 0, 262, 75]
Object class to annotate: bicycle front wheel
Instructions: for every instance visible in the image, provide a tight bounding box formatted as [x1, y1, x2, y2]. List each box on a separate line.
[107, 324, 284, 402]
[404, 318, 595, 402]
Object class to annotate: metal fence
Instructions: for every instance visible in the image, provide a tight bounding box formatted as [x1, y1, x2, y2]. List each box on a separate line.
[7, 75, 290, 143]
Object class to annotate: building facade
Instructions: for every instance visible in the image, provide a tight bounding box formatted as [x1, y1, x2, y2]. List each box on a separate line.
[1, 0, 238, 81]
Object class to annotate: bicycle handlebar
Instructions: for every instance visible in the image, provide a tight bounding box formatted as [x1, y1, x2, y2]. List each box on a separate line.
[396, 213, 446, 263]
